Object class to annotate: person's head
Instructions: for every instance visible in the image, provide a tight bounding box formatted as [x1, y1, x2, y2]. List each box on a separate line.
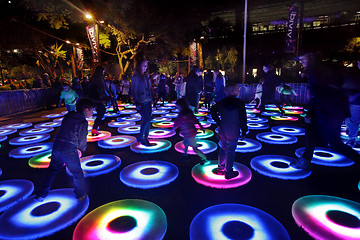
[92, 66, 105, 81]
[191, 66, 203, 76]
[262, 64, 273, 73]
[225, 81, 240, 97]
[134, 59, 148, 76]
[72, 77, 80, 84]
[82, 77, 88, 82]
[76, 98, 95, 118]
[175, 98, 191, 112]
[62, 82, 70, 91]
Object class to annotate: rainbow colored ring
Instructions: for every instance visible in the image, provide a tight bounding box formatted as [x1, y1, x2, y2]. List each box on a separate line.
[256, 132, 298, 145]
[28, 150, 82, 168]
[0, 135, 7, 142]
[130, 139, 172, 154]
[194, 112, 207, 117]
[265, 107, 282, 111]
[190, 203, 290, 240]
[117, 116, 141, 122]
[0, 128, 17, 136]
[219, 138, 262, 153]
[87, 131, 111, 142]
[19, 127, 54, 136]
[247, 123, 270, 130]
[295, 147, 354, 167]
[247, 117, 268, 123]
[73, 199, 167, 240]
[117, 125, 141, 134]
[108, 121, 135, 128]
[292, 195, 360, 240]
[0, 179, 34, 212]
[120, 109, 137, 115]
[120, 160, 179, 189]
[284, 110, 303, 115]
[162, 113, 178, 118]
[1, 123, 32, 129]
[195, 121, 211, 129]
[191, 161, 252, 189]
[0, 188, 88, 240]
[41, 113, 64, 118]
[35, 121, 61, 128]
[250, 155, 311, 180]
[9, 134, 50, 146]
[148, 129, 176, 139]
[246, 108, 260, 114]
[104, 112, 121, 118]
[98, 135, 137, 149]
[180, 129, 214, 139]
[9, 142, 53, 159]
[271, 126, 305, 136]
[270, 116, 298, 121]
[152, 117, 172, 122]
[152, 121, 174, 128]
[175, 140, 218, 155]
[261, 111, 281, 117]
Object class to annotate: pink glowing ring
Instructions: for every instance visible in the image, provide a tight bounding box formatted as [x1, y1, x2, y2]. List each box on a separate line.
[152, 117, 172, 122]
[0, 128, 17, 136]
[0, 179, 34, 212]
[152, 121, 174, 128]
[261, 111, 281, 117]
[9, 142, 53, 158]
[219, 138, 262, 153]
[108, 121, 135, 128]
[256, 132, 298, 145]
[148, 129, 176, 139]
[28, 150, 81, 168]
[270, 116, 298, 121]
[117, 116, 141, 122]
[130, 139, 172, 154]
[98, 135, 137, 149]
[1, 123, 32, 129]
[41, 113, 65, 119]
[174, 140, 217, 155]
[73, 199, 167, 240]
[120, 109, 137, 115]
[292, 195, 360, 240]
[104, 112, 121, 118]
[0, 135, 7, 142]
[87, 131, 111, 142]
[35, 121, 61, 128]
[295, 147, 354, 167]
[180, 129, 214, 139]
[195, 121, 211, 129]
[19, 127, 54, 136]
[9, 134, 50, 146]
[117, 125, 141, 134]
[246, 108, 260, 114]
[247, 123, 270, 130]
[271, 126, 305, 136]
[162, 113, 178, 118]
[247, 117, 268, 123]
[191, 161, 252, 189]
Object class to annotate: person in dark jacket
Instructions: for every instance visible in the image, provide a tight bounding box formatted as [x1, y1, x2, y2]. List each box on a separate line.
[184, 66, 203, 113]
[214, 69, 226, 103]
[211, 81, 248, 179]
[35, 98, 95, 202]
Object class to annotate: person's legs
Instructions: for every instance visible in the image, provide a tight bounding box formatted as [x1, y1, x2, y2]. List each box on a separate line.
[93, 102, 106, 131]
[138, 102, 152, 145]
[224, 140, 238, 173]
[346, 104, 360, 146]
[188, 137, 209, 165]
[62, 150, 86, 199]
[218, 140, 226, 170]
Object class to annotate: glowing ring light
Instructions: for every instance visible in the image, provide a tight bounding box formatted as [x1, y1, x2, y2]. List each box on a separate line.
[73, 199, 167, 240]
[165, 102, 176, 106]
[245, 104, 256, 108]
[292, 195, 360, 240]
[174, 140, 218, 155]
[35, 121, 61, 128]
[98, 135, 137, 149]
[271, 126, 305, 136]
[9, 134, 50, 145]
[53, 117, 63, 122]
[0, 179, 34, 212]
[42, 113, 64, 118]
[130, 139, 172, 154]
[270, 116, 298, 121]
[250, 155, 311, 180]
[180, 129, 214, 139]
[247, 117, 268, 123]
[19, 127, 54, 136]
[162, 113, 178, 118]
[158, 106, 174, 110]
[0, 188, 88, 240]
[284, 110, 303, 115]
[265, 107, 282, 111]
[152, 117, 171, 122]
[117, 125, 141, 134]
[131, 113, 142, 118]
[152, 110, 170, 115]
[295, 147, 354, 167]
[0, 128, 17, 136]
[256, 132, 298, 145]
[67, 154, 121, 178]
[120, 109, 137, 115]
[247, 113, 256, 118]
[152, 121, 174, 128]
[190, 203, 290, 240]
[199, 107, 209, 112]
[148, 129, 176, 139]
[117, 116, 141, 122]
[246, 108, 260, 114]
[261, 111, 281, 117]
[0, 135, 7, 142]
[120, 160, 179, 189]
[9, 142, 53, 159]
[124, 104, 136, 109]
[87, 131, 111, 142]
[28, 150, 82, 169]
[219, 138, 262, 153]
[247, 123, 270, 130]
[0, 168, 1, 176]
[194, 112, 207, 117]
[196, 116, 204, 121]
[171, 108, 179, 112]
[108, 121, 135, 128]
[104, 112, 121, 118]
[1, 123, 32, 129]
[191, 161, 252, 189]
[283, 105, 303, 110]
[195, 121, 211, 129]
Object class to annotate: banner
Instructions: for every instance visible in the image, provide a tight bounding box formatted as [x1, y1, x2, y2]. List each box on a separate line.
[189, 41, 197, 64]
[75, 47, 84, 69]
[285, 6, 299, 53]
[86, 25, 100, 63]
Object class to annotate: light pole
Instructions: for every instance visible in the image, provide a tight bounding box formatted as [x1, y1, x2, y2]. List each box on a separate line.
[242, 0, 248, 84]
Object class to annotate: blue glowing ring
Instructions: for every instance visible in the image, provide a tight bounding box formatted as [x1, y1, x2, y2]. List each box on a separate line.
[0, 168, 1, 176]
[152, 117, 172, 122]
[0, 188, 88, 240]
[9, 134, 50, 146]
[190, 203, 290, 240]
[271, 116, 298, 121]
[130, 139, 172, 154]
[250, 155, 311, 180]
[256, 132, 298, 145]
[152, 110, 170, 115]
[148, 129, 176, 139]
[247, 123, 270, 130]
[261, 111, 281, 117]
[104, 112, 121, 118]
[247, 117, 268, 123]
[41, 113, 64, 119]
[1, 123, 32, 129]
[0, 179, 34, 212]
[0, 128, 17, 136]
[199, 107, 210, 112]
[35, 121, 61, 128]
[120, 109, 137, 115]
[292, 195, 360, 240]
[271, 126, 305, 136]
[174, 140, 218, 155]
[108, 121, 135, 128]
[158, 106, 174, 110]
[131, 113, 142, 118]
[117, 116, 141, 122]
[0, 135, 7, 142]
[283, 105, 303, 110]
[120, 160, 179, 189]
[98, 135, 137, 149]
[171, 108, 179, 113]
[60, 111, 68, 115]
[219, 138, 262, 153]
[19, 127, 54, 136]
[180, 129, 214, 139]
[53, 117, 63, 122]
[295, 147, 354, 167]
[162, 113, 178, 118]
[117, 125, 141, 134]
[9, 142, 53, 159]
[196, 116, 205, 122]
[245, 103, 256, 108]
[247, 113, 256, 118]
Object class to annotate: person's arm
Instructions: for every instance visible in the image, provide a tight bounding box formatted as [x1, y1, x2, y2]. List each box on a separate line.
[172, 116, 181, 131]
[58, 92, 63, 107]
[239, 101, 248, 139]
[78, 121, 88, 152]
[210, 104, 221, 126]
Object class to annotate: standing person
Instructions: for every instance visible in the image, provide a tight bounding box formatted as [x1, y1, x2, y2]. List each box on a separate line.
[72, 77, 83, 98]
[167, 75, 177, 102]
[131, 58, 154, 146]
[174, 74, 183, 99]
[278, 83, 298, 106]
[105, 79, 119, 112]
[211, 82, 248, 179]
[184, 66, 203, 113]
[157, 74, 167, 105]
[250, 79, 263, 109]
[81, 77, 89, 95]
[214, 69, 226, 103]
[203, 71, 215, 109]
[172, 98, 210, 165]
[58, 82, 79, 112]
[121, 75, 131, 103]
[35, 98, 95, 202]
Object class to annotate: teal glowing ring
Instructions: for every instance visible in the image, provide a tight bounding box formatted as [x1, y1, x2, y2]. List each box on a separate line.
[271, 126, 305, 136]
[152, 110, 170, 115]
[247, 123, 270, 130]
[247, 117, 268, 123]
[162, 113, 178, 118]
[295, 147, 354, 167]
[180, 129, 214, 139]
[41, 113, 65, 118]
[117, 125, 141, 134]
[120, 109, 137, 115]
[108, 121, 135, 128]
[152, 117, 171, 122]
[261, 111, 281, 117]
[9, 142, 53, 159]
[9, 134, 50, 146]
[98, 135, 137, 149]
[256, 132, 298, 145]
[104, 112, 120, 118]
[152, 121, 174, 128]
[0, 128, 17, 136]
[1, 123, 32, 129]
[270, 116, 298, 121]
[0, 135, 7, 142]
[130, 139, 172, 154]
[124, 104, 136, 109]
[28, 150, 81, 169]
[19, 127, 54, 136]
[35, 121, 61, 128]
[117, 116, 141, 122]
[0, 179, 34, 212]
[174, 140, 217, 155]
[87, 131, 111, 142]
[219, 139, 262, 153]
[148, 129, 176, 139]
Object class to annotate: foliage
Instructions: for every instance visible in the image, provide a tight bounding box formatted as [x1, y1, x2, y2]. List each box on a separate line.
[99, 32, 111, 49]
[204, 47, 238, 79]
[158, 61, 177, 75]
[343, 37, 360, 60]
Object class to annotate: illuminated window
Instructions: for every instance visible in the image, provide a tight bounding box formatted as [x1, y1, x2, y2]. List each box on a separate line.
[268, 25, 275, 30]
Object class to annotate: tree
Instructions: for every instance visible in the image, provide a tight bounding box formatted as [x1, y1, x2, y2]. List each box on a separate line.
[343, 37, 360, 60]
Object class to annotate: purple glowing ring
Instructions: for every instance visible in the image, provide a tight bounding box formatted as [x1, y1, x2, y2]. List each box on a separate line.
[219, 138, 262, 153]
[148, 129, 176, 139]
[1, 123, 32, 129]
[295, 147, 354, 167]
[256, 132, 298, 145]
[199, 107, 210, 112]
[158, 106, 174, 110]
[175, 140, 218, 155]
[104, 112, 121, 118]
[180, 129, 214, 139]
[87, 131, 111, 142]
[98, 135, 137, 149]
[247, 123, 270, 130]
[120, 109, 137, 115]
[152, 110, 170, 115]
[108, 121, 135, 128]
[0, 128, 17, 136]
[0, 179, 34, 212]
[190, 203, 290, 240]
[247, 113, 256, 118]
[35, 121, 61, 128]
[19, 127, 54, 136]
[250, 155, 311, 180]
[165, 102, 176, 107]
[117, 116, 141, 122]
[9, 142, 53, 158]
[292, 195, 360, 240]
[195, 121, 211, 129]
[0, 188, 88, 240]
[0, 135, 7, 142]
[271, 126, 305, 136]
[120, 160, 179, 189]
[247, 117, 268, 123]
[130, 139, 172, 154]
[67, 154, 121, 177]
[117, 125, 141, 134]
[73, 199, 167, 240]
[191, 161, 252, 189]
[162, 113, 178, 118]
[171, 108, 179, 113]
[152, 117, 172, 122]
[271, 116, 298, 121]
[261, 111, 281, 117]
[131, 113, 142, 118]
[152, 121, 174, 128]
[41, 113, 65, 119]
[28, 150, 81, 169]
[9, 134, 50, 146]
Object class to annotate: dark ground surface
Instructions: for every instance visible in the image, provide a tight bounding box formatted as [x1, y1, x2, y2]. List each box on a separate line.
[0, 105, 359, 240]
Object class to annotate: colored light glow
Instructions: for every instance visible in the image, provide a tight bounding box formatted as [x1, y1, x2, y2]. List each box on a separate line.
[265, 107, 282, 111]
[191, 161, 252, 189]
[175, 140, 217, 155]
[292, 195, 360, 240]
[73, 199, 167, 240]
[9, 142, 53, 158]
[271, 116, 298, 121]
[0, 179, 34, 212]
[219, 138, 262, 153]
[265, 104, 277, 108]
[117, 125, 141, 134]
[250, 155, 311, 180]
[130, 139, 172, 154]
[165, 102, 176, 106]
[124, 104, 136, 109]
[87, 131, 111, 142]
[152, 121, 174, 128]
[117, 116, 141, 122]
[171, 108, 179, 112]
[283, 105, 303, 110]
[131, 113, 142, 118]
[180, 129, 214, 139]
[152, 117, 171, 122]
[98, 135, 137, 149]
[245, 103, 256, 108]
[1, 123, 32, 129]
[198, 107, 209, 112]
[35, 121, 61, 128]
[295, 147, 354, 167]
[152, 110, 170, 115]
[256, 132, 298, 145]
[247, 123, 270, 130]
[108, 121, 135, 128]
[247, 113, 256, 118]
[0, 189, 88, 240]
[196, 116, 204, 121]
[0, 135, 7, 142]
[60, 111, 68, 115]
[271, 126, 305, 136]
[104, 112, 121, 118]
[261, 111, 280, 117]
[120, 109, 137, 115]
[194, 112, 207, 117]
[0, 128, 17, 136]
[120, 160, 179, 189]
[9, 134, 50, 145]
[247, 117, 268, 123]
[284, 110, 303, 115]
[42, 113, 64, 118]
[246, 108, 260, 114]
[19, 127, 54, 136]
[162, 113, 178, 118]
[53, 117, 63, 122]
[195, 121, 211, 129]
[148, 129, 176, 139]
[28, 150, 81, 168]
[158, 106, 174, 110]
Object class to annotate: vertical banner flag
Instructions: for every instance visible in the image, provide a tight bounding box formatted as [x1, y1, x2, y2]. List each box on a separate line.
[86, 25, 100, 63]
[285, 6, 299, 53]
[76, 47, 84, 69]
[189, 41, 197, 64]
